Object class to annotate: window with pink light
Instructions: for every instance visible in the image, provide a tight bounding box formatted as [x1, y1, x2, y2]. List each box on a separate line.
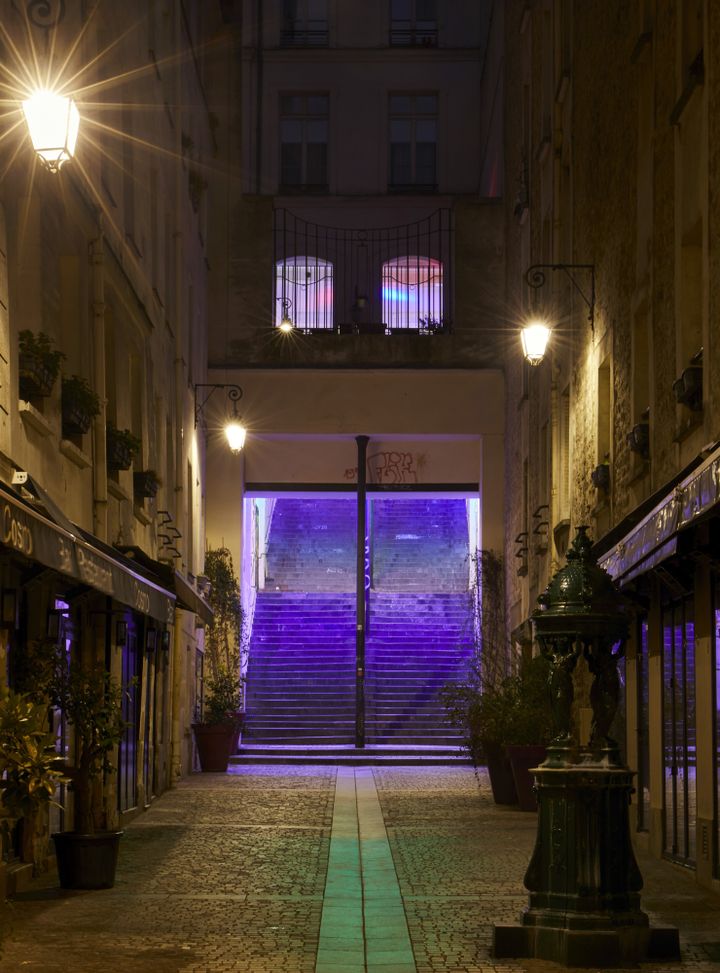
[382, 255, 443, 331]
[275, 256, 334, 330]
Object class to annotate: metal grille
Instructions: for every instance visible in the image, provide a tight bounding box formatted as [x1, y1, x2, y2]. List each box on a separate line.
[273, 207, 453, 333]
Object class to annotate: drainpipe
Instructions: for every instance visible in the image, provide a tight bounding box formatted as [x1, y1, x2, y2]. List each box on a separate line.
[91, 217, 107, 541]
[355, 435, 369, 748]
[255, 0, 263, 193]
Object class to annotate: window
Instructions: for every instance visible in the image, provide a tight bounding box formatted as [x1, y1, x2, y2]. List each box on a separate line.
[275, 256, 334, 331]
[636, 615, 650, 831]
[382, 256, 443, 330]
[662, 594, 696, 866]
[281, 0, 328, 47]
[390, 0, 437, 46]
[280, 94, 328, 191]
[389, 94, 437, 191]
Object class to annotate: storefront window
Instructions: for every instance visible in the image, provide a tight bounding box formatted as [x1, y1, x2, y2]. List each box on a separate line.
[714, 577, 720, 878]
[662, 595, 696, 866]
[636, 616, 650, 831]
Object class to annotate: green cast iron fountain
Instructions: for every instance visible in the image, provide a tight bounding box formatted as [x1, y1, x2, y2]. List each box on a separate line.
[493, 527, 680, 967]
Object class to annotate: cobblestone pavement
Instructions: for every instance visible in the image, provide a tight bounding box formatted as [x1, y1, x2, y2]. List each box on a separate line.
[0, 764, 719, 972]
[373, 766, 720, 973]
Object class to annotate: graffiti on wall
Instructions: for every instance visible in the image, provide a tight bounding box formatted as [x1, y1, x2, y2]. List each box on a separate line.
[344, 451, 426, 484]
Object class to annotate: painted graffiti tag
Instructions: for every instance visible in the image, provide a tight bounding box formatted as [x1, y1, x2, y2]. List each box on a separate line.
[343, 451, 420, 484]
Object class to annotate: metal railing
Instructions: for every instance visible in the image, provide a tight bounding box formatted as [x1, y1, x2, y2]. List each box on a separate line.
[273, 207, 453, 333]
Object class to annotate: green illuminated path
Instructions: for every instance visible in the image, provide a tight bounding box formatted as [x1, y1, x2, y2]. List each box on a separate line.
[316, 767, 415, 973]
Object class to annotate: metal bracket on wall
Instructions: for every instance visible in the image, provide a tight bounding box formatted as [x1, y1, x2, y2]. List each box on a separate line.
[525, 263, 596, 331]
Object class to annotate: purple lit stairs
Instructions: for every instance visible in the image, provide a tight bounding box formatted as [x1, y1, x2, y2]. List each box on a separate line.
[235, 497, 473, 765]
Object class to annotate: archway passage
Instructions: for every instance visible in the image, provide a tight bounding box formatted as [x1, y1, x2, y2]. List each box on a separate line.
[243, 494, 476, 748]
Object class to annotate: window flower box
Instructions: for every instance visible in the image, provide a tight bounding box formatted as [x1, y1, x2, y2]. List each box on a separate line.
[591, 463, 610, 491]
[62, 375, 100, 436]
[18, 330, 64, 398]
[107, 425, 141, 472]
[673, 366, 702, 411]
[627, 422, 650, 459]
[133, 470, 161, 499]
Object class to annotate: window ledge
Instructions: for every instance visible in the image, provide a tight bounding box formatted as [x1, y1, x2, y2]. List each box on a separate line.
[673, 413, 704, 443]
[60, 438, 92, 469]
[19, 400, 52, 438]
[107, 478, 131, 503]
[134, 504, 152, 526]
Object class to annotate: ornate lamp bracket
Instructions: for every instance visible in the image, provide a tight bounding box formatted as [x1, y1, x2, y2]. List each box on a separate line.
[524, 263, 596, 331]
[193, 384, 243, 428]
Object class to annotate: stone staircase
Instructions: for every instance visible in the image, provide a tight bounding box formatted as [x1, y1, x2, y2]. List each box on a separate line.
[365, 591, 474, 745]
[242, 592, 356, 744]
[237, 496, 474, 760]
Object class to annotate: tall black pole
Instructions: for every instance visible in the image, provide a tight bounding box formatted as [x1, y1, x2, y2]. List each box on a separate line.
[355, 435, 369, 748]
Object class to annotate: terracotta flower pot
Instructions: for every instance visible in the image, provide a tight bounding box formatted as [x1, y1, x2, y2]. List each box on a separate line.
[483, 741, 518, 805]
[192, 722, 236, 772]
[506, 744, 547, 812]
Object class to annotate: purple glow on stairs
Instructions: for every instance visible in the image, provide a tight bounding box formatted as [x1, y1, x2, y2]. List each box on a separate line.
[244, 498, 475, 747]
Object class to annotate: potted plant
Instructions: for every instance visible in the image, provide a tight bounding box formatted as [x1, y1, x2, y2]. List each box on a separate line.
[133, 469, 162, 499]
[442, 551, 521, 804]
[18, 330, 65, 398]
[106, 424, 141, 471]
[62, 374, 101, 436]
[503, 655, 555, 811]
[192, 547, 246, 772]
[21, 641, 129, 890]
[0, 688, 67, 873]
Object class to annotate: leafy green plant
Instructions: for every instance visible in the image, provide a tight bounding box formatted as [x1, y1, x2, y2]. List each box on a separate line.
[0, 688, 67, 869]
[18, 640, 128, 836]
[107, 424, 141, 453]
[49, 658, 127, 835]
[201, 548, 245, 725]
[62, 374, 101, 419]
[18, 330, 65, 394]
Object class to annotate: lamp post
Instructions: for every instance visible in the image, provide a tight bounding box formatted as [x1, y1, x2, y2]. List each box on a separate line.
[493, 527, 679, 966]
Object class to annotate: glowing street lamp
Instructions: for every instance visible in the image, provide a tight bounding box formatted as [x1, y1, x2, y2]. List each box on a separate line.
[21, 89, 80, 171]
[224, 419, 247, 453]
[194, 383, 247, 453]
[520, 320, 551, 366]
[278, 298, 294, 333]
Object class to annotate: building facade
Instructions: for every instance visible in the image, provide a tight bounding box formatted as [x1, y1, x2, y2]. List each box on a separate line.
[205, 0, 506, 572]
[504, 0, 720, 892]
[0, 0, 218, 890]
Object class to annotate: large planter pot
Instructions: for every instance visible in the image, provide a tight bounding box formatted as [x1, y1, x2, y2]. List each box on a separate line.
[483, 741, 518, 805]
[506, 744, 547, 812]
[52, 830, 123, 890]
[192, 722, 236, 772]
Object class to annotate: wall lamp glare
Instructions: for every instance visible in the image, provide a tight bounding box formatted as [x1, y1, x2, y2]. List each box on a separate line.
[194, 383, 246, 453]
[278, 298, 294, 333]
[22, 89, 80, 171]
[520, 320, 552, 366]
[521, 263, 596, 365]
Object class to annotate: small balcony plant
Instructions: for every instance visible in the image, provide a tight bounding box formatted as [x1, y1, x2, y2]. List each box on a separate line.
[133, 469, 162, 500]
[106, 424, 141, 472]
[19, 330, 65, 398]
[62, 375, 101, 436]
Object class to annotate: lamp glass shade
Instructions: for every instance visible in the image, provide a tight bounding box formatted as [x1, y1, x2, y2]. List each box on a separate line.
[279, 316, 294, 333]
[22, 90, 80, 170]
[225, 420, 247, 452]
[520, 321, 551, 366]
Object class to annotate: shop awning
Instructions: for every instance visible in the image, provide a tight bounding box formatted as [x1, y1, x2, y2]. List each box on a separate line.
[0, 479, 175, 624]
[116, 545, 213, 626]
[598, 441, 720, 584]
